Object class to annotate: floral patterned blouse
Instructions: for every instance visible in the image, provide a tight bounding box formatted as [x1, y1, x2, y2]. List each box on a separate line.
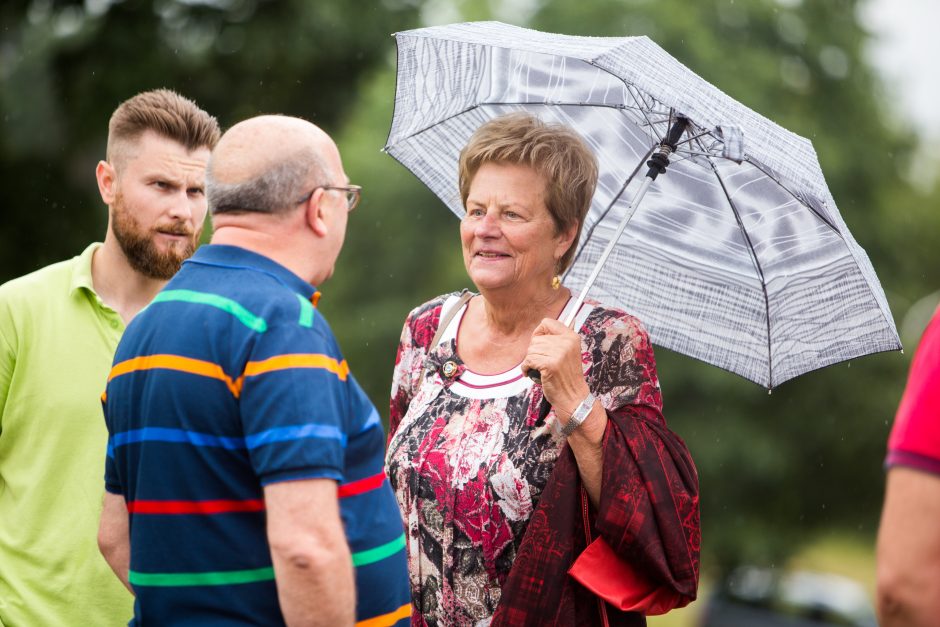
[386, 292, 665, 627]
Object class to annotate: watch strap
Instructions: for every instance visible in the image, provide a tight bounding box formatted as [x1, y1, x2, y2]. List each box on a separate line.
[561, 392, 596, 437]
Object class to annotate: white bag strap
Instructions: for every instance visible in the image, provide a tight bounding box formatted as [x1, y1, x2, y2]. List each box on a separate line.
[429, 289, 472, 351]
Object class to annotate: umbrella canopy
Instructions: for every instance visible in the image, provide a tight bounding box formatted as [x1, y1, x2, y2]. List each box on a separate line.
[384, 21, 901, 388]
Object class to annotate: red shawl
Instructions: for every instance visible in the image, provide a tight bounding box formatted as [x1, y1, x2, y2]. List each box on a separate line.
[491, 403, 700, 626]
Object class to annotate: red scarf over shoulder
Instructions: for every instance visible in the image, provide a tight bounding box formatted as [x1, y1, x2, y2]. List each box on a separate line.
[492, 403, 700, 626]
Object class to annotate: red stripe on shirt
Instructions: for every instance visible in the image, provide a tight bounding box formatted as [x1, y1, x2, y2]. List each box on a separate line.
[128, 499, 266, 514]
[339, 472, 386, 498]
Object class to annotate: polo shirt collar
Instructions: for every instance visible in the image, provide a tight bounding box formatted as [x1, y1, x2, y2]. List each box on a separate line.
[69, 242, 104, 298]
[186, 245, 318, 301]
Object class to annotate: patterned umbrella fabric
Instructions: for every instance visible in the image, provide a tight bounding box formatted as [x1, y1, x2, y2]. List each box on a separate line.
[384, 21, 900, 388]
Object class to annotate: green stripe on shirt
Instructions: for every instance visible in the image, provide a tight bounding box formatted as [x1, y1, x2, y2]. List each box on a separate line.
[352, 533, 406, 567]
[152, 290, 267, 332]
[129, 566, 275, 587]
[129, 535, 405, 585]
[296, 293, 315, 328]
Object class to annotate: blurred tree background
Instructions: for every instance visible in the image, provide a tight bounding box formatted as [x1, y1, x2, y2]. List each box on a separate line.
[3, 0, 938, 619]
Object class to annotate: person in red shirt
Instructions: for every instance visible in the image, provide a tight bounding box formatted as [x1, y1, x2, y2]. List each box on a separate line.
[877, 306, 940, 626]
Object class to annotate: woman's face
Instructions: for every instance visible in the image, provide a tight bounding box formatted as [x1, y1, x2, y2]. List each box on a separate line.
[461, 162, 576, 294]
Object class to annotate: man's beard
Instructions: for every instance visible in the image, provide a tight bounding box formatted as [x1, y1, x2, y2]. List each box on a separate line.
[111, 194, 200, 280]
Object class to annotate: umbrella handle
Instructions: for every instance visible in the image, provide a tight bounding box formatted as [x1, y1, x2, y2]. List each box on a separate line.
[530, 118, 690, 426]
[524, 368, 552, 425]
[536, 396, 552, 424]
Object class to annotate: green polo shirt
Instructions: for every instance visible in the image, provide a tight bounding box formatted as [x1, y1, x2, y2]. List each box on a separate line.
[0, 243, 134, 626]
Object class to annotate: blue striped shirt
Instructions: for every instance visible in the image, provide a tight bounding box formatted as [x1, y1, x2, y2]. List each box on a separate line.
[103, 244, 410, 626]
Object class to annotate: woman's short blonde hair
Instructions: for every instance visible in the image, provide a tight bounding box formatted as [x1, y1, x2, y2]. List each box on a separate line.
[458, 112, 598, 273]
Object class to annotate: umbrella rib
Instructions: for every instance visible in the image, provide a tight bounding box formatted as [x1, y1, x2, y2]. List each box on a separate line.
[746, 160, 900, 352]
[676, 130, 713, 147]
[484, 101, 645, 113]
[709, 159, 774, 388]
[386, 101, 662, 148]
[383, 103, 483, 149]
[746, 159, 841, 235]
[623, 81, 662, 142]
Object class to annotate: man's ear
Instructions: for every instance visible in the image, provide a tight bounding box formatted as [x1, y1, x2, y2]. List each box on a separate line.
[96, 160, 117, 205]
[304, 189, 329, 237]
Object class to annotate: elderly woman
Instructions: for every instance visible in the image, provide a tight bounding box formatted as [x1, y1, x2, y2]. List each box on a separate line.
[386, 113, 700, 627]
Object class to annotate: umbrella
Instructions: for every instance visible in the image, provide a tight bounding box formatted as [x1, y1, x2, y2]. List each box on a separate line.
[383, 21, 901, 389]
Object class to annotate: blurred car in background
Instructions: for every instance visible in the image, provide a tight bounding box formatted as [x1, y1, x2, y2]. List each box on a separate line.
[698, 566, 878, 627]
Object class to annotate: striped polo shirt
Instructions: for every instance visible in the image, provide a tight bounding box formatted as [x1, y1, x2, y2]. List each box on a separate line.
[103, 244, 410, 626]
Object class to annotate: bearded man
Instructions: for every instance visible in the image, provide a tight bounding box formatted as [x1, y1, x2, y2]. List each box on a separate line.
[0, 89, 219, 626]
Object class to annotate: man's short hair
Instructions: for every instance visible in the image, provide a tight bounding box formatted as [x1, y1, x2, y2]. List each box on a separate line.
[207, 148, 330, 216]
[107, 89, 220, 167]
[458, 112, 598, 273]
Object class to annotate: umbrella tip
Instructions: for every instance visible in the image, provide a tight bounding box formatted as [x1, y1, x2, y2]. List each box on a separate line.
[768, 388, 773, 396]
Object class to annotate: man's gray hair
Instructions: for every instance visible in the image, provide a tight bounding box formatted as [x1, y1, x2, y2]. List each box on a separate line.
[207, 149, 331, 215]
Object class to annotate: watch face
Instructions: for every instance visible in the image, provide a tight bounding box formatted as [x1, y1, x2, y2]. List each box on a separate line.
[558, 393, 596, 437]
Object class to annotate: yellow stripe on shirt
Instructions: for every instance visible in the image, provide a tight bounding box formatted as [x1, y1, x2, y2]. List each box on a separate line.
[355, 604, 411, 627]
[243, 354, 349, 381]
[109, 355, 242, 397]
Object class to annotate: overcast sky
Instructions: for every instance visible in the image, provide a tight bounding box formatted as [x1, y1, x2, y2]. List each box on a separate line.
[862, 0, 940, 144]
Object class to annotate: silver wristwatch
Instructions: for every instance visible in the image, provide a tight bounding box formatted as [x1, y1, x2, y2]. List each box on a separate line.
[560, 392, 596, 437]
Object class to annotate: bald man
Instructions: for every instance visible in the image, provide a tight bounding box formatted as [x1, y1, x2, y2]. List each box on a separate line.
[98, 116, 411, 627]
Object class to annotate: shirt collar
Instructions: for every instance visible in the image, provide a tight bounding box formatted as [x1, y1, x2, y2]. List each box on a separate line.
[185, 244, 319, 302]
[69, 242, 104, 298]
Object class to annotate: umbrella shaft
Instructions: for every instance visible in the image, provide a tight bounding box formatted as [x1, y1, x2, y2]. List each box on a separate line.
[563, 175, 655, 327]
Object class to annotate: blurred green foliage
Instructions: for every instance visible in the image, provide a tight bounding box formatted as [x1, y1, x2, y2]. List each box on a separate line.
[3, 0, 938, 579]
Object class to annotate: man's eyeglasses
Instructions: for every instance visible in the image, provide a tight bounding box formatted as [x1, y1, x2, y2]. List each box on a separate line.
[297, 185, 361, 211]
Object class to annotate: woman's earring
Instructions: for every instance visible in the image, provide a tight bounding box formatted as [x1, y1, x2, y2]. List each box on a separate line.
[551, 275, 561, 290]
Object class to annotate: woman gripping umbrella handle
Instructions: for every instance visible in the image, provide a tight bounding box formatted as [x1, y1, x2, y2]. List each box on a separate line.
[385, 112, 700, 626]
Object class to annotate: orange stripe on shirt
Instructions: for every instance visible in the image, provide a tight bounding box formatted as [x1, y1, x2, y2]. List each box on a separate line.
[108, 355, 242, 397]
[355, 603, 411, 627]
[242, 354, 349, 381]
